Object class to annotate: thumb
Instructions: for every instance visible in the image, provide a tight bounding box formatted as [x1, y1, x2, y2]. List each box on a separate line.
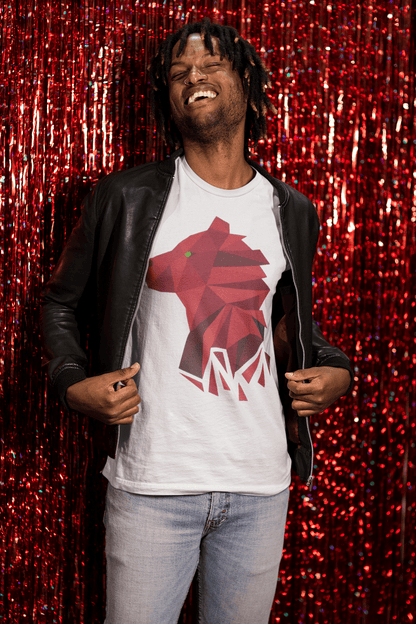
[285, 368, 316, 381]
[110, 362, 140, 385]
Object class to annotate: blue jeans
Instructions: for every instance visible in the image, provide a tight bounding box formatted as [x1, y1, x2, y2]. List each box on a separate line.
[104, 483, 289, 624]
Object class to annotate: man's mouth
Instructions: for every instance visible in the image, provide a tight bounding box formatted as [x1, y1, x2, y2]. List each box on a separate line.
[185, 90, 218, 106]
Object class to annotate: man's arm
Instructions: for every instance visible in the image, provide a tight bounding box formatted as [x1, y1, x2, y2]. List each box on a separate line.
[40, 183, 141, 423]
[40, 187, 100, 405]
[285, 319, 353, 417]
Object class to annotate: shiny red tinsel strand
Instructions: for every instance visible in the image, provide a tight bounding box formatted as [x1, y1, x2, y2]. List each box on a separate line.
[0, 0, 415, 622]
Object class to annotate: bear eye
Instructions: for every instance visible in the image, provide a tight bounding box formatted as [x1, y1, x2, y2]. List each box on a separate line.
[184, 251, 192, 258]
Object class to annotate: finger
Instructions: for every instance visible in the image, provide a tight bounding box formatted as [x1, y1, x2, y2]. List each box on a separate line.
[119, 402, 141, 420]
[119, 362, 141, 385]
[287, 380, 321, 397]
[113, 384, 141, 408]
[107, 362, 140, 386]
[296, 408, 319, 417]
[115, 378, 139, 398]
[121, 393, 142, 412]
[291, 397, 324, 414]
[107, 404, 140, 425]
[289, 390, 316, 403]
[122, 377, 139, 392]
[292, 400, 320, 415]
[285, 368, 321, 382]
[108, 415, 134, 425]
[113, 412, 137, 425]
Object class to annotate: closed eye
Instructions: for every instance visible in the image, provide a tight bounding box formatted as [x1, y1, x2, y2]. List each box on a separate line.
[171, 71, 186, 80]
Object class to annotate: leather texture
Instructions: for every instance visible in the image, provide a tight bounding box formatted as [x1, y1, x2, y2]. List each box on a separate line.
[40, 149, 353, 481]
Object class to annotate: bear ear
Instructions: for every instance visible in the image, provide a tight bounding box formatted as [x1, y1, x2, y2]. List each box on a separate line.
[209, 217, 229, 233]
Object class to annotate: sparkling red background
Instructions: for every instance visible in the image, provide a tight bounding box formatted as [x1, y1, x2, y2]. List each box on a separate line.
[1, 0, 415, 622]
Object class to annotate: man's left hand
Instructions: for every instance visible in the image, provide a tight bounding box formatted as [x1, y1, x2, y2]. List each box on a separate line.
[285, 366, 351, 417]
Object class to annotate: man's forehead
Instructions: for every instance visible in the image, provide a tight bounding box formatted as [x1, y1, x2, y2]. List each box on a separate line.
[171, 33, 221, 62]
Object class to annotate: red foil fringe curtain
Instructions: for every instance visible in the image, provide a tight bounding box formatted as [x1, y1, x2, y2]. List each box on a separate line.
[0, 0, 415, 622]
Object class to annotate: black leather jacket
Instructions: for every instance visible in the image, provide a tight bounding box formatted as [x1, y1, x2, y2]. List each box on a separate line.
[41, 149, 352, 484]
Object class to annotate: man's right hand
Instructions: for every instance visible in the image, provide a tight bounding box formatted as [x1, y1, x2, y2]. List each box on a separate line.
[65, 363, 141, 425]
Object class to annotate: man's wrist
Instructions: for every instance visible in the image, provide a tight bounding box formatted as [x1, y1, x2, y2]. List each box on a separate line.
[51, 365, 87, 410]
[65, 382, 80, 411]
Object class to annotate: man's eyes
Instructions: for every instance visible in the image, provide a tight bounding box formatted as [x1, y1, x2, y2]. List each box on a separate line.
[204, 62, 222, 71]
[171, 62, 222, 80]
[171, 71, 186, 80]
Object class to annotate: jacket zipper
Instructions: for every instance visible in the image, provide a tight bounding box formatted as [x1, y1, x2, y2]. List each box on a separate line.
[278, 196, 314, 487]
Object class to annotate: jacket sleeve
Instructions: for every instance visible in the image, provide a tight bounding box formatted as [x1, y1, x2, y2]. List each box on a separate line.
[311, 320, 354, 394]
[40, 184, 101, 409]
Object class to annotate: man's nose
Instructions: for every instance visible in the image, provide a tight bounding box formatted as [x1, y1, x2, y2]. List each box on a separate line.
[186, 66, 207, 84]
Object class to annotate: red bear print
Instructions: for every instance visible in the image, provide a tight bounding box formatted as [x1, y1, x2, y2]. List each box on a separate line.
[146, 217, 272, 400]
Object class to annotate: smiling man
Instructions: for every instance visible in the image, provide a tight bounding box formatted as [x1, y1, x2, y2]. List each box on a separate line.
[168, 33, 247, 151]
[41, 19, 352, 624]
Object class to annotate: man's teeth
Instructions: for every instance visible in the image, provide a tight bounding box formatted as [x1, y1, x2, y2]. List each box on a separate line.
[187, 91, 217, 105]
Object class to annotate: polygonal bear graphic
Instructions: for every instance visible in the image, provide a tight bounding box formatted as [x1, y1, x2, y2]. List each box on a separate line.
[146, 217, 271, 400]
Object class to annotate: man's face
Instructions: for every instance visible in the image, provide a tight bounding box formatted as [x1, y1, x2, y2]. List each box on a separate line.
[168, 33, 247, 145]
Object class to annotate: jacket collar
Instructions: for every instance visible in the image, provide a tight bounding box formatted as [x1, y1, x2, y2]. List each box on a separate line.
[157, 148, 183, 176]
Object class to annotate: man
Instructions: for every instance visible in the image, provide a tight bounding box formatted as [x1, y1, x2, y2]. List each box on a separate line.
[41, 20, 352, 624]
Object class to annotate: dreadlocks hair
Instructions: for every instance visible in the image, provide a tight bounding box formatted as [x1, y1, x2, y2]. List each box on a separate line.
[148, 19, 277, 154]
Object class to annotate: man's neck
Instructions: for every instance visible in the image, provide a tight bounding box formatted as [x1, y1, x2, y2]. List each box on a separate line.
[182, 140, 254, 190]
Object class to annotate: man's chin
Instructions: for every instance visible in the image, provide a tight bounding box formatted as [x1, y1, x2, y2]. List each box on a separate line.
[175, 114, 242, 146]
[175, 114, 220, 144]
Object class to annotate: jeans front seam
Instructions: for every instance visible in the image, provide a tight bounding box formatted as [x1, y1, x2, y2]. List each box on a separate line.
[202, 493, 214, 537]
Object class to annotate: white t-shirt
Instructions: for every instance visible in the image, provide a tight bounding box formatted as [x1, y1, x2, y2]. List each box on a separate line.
[103, 156, 291, 495]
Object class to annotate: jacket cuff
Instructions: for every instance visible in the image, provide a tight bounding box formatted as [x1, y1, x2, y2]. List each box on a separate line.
[51, 365, 88, 411]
